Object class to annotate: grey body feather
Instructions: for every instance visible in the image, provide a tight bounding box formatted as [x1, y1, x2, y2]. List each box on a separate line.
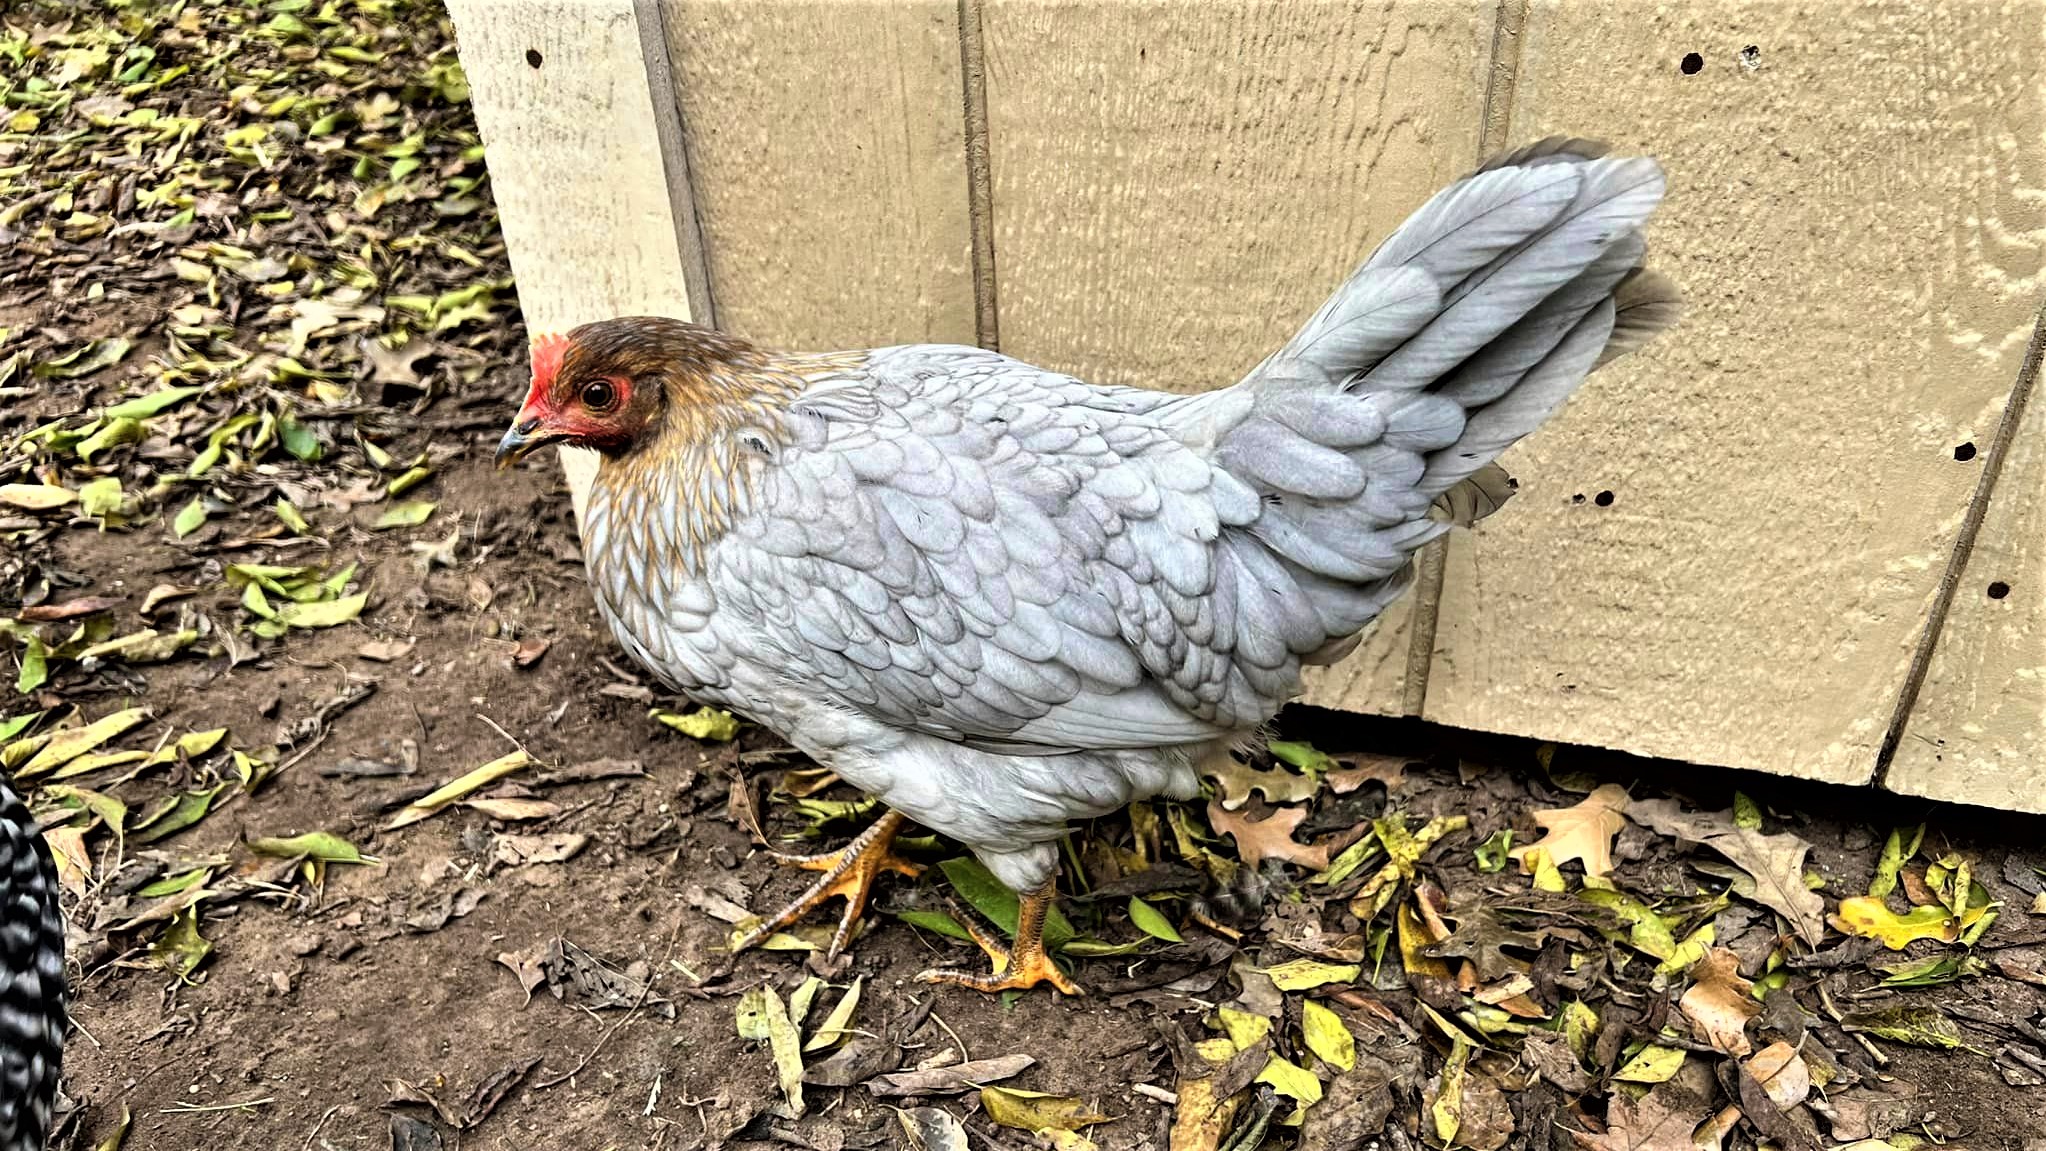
[583, 139, 1676, 891]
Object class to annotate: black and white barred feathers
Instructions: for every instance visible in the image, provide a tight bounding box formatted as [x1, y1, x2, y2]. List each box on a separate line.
[0, 776, 63, 1151]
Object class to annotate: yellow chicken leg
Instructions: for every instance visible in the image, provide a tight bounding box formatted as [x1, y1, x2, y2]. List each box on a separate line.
[918, 879, 1083, 996]
[732, 810, 922, 959]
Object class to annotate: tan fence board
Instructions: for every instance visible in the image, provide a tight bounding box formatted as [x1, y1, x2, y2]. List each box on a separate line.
[1888, 317, 2046, 811]
[1422, 1, 2046, 785]
[659, 0, 977, 349]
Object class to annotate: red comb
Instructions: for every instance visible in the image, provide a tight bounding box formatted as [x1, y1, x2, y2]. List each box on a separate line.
[529, 332, 570, 390]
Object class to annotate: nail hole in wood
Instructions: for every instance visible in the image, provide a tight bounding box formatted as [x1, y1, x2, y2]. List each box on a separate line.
[1594, 490, 1615, 507]
[1989, 581, 2011, 600]
[1954, 441, 1977, 461]
[1738, 45, 1761, 71]
[525, 48, 543, 68]
[1680, 52, 1704, 75]
[1571, 493, 1586, 504]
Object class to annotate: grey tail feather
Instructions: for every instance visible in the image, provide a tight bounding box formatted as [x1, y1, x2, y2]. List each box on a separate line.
[1596, 266, 1683, 369]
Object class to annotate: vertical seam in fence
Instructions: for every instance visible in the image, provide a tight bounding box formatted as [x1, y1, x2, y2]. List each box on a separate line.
[1874, 301, 2046, 785]
[1402, 0, 1532, 717]
[632, 0, 718, 328]
[957, 0, 1000, 351]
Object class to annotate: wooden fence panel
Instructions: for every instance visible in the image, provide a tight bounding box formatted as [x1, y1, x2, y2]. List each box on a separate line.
[1422, 0, 2046, 786]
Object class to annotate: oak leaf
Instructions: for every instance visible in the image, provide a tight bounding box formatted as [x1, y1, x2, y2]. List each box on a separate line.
[1208, 802, 1329, 869]
[1627, 797, 1827, 944]
[1510, 784, 1630, 878]
[1677, 947, 1761, 1056]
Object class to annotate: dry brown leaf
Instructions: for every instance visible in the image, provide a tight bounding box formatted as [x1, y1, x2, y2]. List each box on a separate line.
[492, 832, 587, 867]
[1208, 760, 1319, 810]
[1570, 1082, 1713, 1150]
[1208, 801, 1330, 869]
[463, 797, 560, 821]
[1326, 752, 1408, 793]
[1678, 947, 1762, 1056]
[357, 638, 415, 662]
[1626, 797, 1827, 945]
[1510, 783, 1630, 878]
[1744, 1041, 1811, 1109]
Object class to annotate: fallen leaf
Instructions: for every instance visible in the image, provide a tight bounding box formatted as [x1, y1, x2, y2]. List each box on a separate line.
[1830, 895, 1982, 950]
[650, 706, 740, 741]
[1424, 904, 1543, 983]
[1300, 1000, 1355, 1072]
[1260, 958, 1359, 991]
[1209, 802, 1329, 869]
[981, 1086, 1109, 1132]
[0, 484, 75, 510]
[492, 833, 587, 867]
[19, 707, 150, 778]
[760, 985, 806, 1117]
[17, 595, 123, 622]
[804, 977, 862, 1052]
[1627, 797, 1827, 945]
[1128, 895, 1183, 943]
[1520, 1030, 1592, 1094]
[151, 905, 212, 981]
[1869, 825, 1924, 899]
[463, 797, 560, 821]
[1840, 1004, 1968, 1049]
[357, 639, 415, 662]
[385, 750, 534, 830]
[1678, 948, 1761, 1056]
[1254, 1054, 1323, 1110]
[895, 1107, 969, 1151]
[867, 1054, 1034, 1096]
[1207, 757, 1320, 810]
[1570, 1082, 1713, 1150]
[1743, 1041, 1811, 1109]
[1612, 1045, 1687, 1084]
[1510, 783, 1629, 878]
[373, 500, 436, 529]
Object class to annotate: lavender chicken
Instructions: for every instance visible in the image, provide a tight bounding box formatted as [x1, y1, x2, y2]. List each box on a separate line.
[497, 138, 1678, 994]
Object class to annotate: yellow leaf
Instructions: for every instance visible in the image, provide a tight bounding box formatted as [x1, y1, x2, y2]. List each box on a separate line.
[803, 977, 862, 1052]
[1216, 1006, 1271, 1049]
[19, 707, 150, 778]
[383, 750, 533, 830]
[1254, 1054, 1323, 1107]
[1509, 783, 1629, 878]
[1260, 958, 1359, 991]
[0, 483, 76, 510]
[1300, 1000, 1355, 1072]
[1830, 895, 1971, 949]
[1612, 1044, 1686, 1083]
[650, 706, 741, 742]
[1526, 845, 1566, 892]
[980, 1087, 1109, 1132]
[1430, 1037, 1469, 1144]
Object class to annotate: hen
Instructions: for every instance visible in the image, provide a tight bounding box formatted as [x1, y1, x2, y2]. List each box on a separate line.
[1, 776, 65, 1151]
[498, 138, 1678, 993]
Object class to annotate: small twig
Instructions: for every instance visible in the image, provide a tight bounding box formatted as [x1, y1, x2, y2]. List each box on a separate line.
[477, 712, 529, 757]
[930, 1009, 971, 1065]
[161, 1096, 274, 1114]
[301, 1104, 340, 1150]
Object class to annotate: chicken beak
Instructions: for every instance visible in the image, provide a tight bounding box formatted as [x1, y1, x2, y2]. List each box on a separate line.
[495, 418, 544, 469]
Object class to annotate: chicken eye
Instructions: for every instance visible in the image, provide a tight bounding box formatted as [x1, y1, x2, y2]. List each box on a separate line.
[580, 379, 618, 412]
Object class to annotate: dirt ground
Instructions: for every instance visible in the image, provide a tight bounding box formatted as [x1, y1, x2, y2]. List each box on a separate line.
[7, 4, 2046, 1151]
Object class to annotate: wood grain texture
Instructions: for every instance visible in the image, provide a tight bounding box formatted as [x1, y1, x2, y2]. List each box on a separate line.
[1887, 311, 2046, 811]
[1423, 0, 2046, 785]
[980, 0, 1494, 718]
[657, 0, 976, 350]
[446, 0, 704, 521]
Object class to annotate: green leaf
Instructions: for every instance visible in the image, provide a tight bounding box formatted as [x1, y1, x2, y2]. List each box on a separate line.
[34, 337, 131, 379]
[373, 500, 436, 529]
[172, 497, 207, 538]
[104, 384, 203, 420]
[0, 711, 42, 742]
[1841, 1005, 1969, 1050]
[385, 465, 431, 497]
[1877, 953, 1985, 988]
[278, 412, 323, 461]
[247, 831, 371, 864]
[1732, 791, 1762, 830]
[1577, 887, 1678, 960]
[273, 498, 310, 534]
[272, 592, 367, 629]
[19, 706, 150, 777]
[75, 416, 145, 462]
[803, 976, 862, 1052]
[1869, 825, 1924, 899]
[936, 856, 1077, 951]
[1127, 896, 1183, 943]
[15, 634, 48, 693]
[137, 867, 212, 899]
[1474, 829, 1513, 873]
[895, 909, 973, 942]
[1267, 739, 1336, 774]
[78, 476, 124, 520]
[151, 905, 213, 982]
[131, 782, 230, 844]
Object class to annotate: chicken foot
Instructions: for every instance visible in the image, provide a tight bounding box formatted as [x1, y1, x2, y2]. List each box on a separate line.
[918, 878, 1083, 996]
[732, 809, 922, 960]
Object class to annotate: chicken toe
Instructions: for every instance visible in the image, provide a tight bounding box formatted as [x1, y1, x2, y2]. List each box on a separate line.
[918, 879, 1083, 996]
[733, 809, 921, 960]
